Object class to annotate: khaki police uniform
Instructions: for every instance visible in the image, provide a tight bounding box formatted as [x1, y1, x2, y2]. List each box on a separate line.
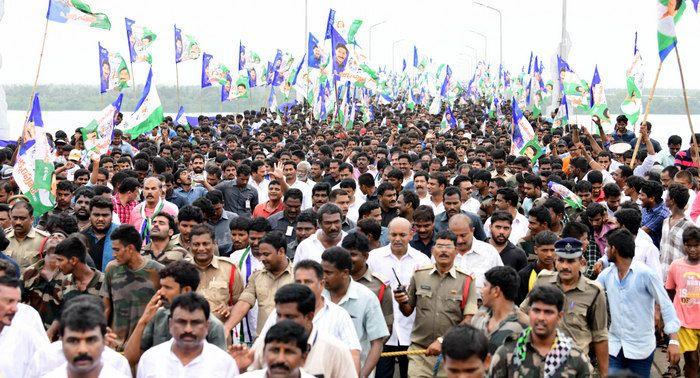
[5, 228, 49, 273]
[196, 256, 244, 321]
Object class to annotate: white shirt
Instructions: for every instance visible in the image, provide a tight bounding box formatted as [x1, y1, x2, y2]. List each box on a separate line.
[136, 339, 238, 378]
[461, 197, 481, 214]
[293, 230, 347, 264]
[229, 247, 263, 343]
[27, 340, 131, 378]
[251, 178, 270, 204]
[258, 299, 361, 352]
[483, 212, 530, 245]
[420, 196, 445, 214]
[41, 363, 130, 378]
[289, 179, 313, 210]
[347, 202, 361, 224]
[14, 303, 49, 343]
[456, 239, 503, 291]
[367, 245, 431, 346]
[238, 368, 316, 378]
[0, 323, 49, 378]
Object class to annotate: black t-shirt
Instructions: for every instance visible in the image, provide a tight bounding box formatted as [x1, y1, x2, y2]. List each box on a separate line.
[495, 241, 528, 273]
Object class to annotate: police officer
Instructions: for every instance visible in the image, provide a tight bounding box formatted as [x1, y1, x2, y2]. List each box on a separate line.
[394, 230, 478, 378]
[519, 237, 609, 376]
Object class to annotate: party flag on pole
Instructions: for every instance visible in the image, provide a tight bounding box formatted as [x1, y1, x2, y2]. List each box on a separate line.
[511, 98, 539, 160]
[125, 18, 157, 64]
[82, 93, 123, 161]
[324, 9, 336, 40]
[440, 65, 452, 97]
[548, 181, 583, 209]
[657, 0, 686, 62]
[13, 94, 55, 216]
[413, 46, 418, 67]
[553, 94, 569, 129]
[621, 34, 644, 125]
[589, 65, 610, 128]
[121, 68, 163, 137]
[174, 25, 200, 63]
[201, 53, 229, 88]
[439, 104, 457, 133]
[98, 43, 130, 93]
[46, 0, 110, 29]
[347, 20, 363, 45]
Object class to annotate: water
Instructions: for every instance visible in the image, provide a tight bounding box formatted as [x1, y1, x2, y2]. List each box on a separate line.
[5, 110, 700, 150]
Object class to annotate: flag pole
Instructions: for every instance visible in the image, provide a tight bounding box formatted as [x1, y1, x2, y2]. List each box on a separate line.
[25, 18, 50, 121]
[130, 62, 136, 92]
[175, 62, 181, 108]
[629, 62, 662, 168]
[674, 45, 700, 165]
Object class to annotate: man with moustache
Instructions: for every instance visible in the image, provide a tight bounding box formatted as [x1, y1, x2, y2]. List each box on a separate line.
[130, 177, 179, 244]
[123, 260, 227, 366]
[73, 187, 95, 231]
[82, 197, 119, 272]
[136, 293, 239, 377]
[293, 204, 347, 264]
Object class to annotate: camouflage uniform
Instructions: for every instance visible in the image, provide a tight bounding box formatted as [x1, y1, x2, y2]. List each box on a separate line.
[141, 240, 192, 266]
[21, 259, 65, 328]
[100, 259, 163, 349]
[489, 328, 594, 377]
[59, 268, 104, 315]
[471, 304, 529, 354]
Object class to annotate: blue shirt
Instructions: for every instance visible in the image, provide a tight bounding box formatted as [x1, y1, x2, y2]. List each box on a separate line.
[174, 186, 208, 205]
[597, 261, 680, 359]
[612, 130, 636, 144]
[641, 203, 670, 248]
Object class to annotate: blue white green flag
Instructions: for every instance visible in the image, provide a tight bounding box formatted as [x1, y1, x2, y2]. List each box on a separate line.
[120, 69, 163, 137]
[13, 94, 55, 216]
[657, 0, 685, 62]
[125, 18, 156, 64]
[621, 34, 644, 125]
[174, 25, 200, 63]
[201, 53, 230, 88]
[82, 94, 123, 161]
[589, 65, 610, 129]
[548, 181, 583, 209]
[47, 0, 110, 29]
[98, 43, 129, 93]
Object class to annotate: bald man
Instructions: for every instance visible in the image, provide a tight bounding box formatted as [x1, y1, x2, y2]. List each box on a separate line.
[367, 217, 431, 377]
[448, 214, 502, 291]
[130, 177, 179, 240]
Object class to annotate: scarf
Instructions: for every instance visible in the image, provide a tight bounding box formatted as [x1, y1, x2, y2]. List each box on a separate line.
[140, 199, 164, 244]
[513, 327, 573, 378]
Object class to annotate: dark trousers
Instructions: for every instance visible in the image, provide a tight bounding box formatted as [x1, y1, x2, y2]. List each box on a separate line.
[375, 345, 409, 378]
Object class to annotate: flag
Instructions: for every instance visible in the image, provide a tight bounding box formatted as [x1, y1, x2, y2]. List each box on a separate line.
[548, 181, 583, 210]
[174, 25, 200, 63]
[347, 20, 363, 45]
[511, 98, 538, 158]
[553, 95, 569, 128]
[174, 106, 185, 126]
[13, 94, 55, 216]
[226, 74, 250, 101]
[402, 59, 406, 72]
[622, 35, 644, 125]
[324, 9, 336, 40]
[439, 105, 457, 133]
[125, 18, 156, 64]
[238, 41, 246, 70]
[440, 65, 452, 97]
[308, 33, 323, 69]
[692, 0, 699, 12]
[289, 54, 305, 86]
[268, 85, 278, 113]
[657, 0, 686, 62]
[413, 46, 418, 67]
[557, 56, 589, 111]
[82, 94, 123, 161]
[331, 26, 348, 77]
[120, 68, 164, 137]
[98, 43, 129, 93]
[589, 65, 610, 128]
[46, 0, 110, 29]
[201, 52, 229, 88]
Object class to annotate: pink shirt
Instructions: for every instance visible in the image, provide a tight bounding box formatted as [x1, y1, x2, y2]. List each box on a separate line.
[129, 200, 179, 231]
[665, 259, 700, 329]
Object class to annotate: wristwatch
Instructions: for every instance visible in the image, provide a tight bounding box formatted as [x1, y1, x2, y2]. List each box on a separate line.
[437, 337, 443, 344]
[669, 339, 680, 346]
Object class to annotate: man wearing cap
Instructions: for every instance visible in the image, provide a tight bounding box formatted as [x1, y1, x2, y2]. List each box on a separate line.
[519, 237, 609, 376]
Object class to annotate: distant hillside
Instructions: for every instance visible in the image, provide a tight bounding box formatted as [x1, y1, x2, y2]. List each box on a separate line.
[3, 85, 700, 114]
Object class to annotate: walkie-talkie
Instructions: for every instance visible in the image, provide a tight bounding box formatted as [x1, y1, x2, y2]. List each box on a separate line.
[392, 268, 406, 293]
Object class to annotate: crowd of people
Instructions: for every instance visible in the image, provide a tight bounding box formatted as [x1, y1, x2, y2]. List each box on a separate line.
[0, 97, 698, 378]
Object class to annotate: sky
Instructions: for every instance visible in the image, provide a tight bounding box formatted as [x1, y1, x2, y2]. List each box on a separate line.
[1, 0, 699, 90]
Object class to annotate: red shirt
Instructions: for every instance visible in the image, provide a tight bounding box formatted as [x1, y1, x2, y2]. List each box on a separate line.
[252, 201, 284, 219]
[112, 195, 137, 224]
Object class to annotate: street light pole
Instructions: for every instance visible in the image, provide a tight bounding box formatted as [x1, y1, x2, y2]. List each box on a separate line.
[369, 20, 387, 62]
[467, 29, 488, 60]
[392, 38, 405, 72]
[474, 2, 502, 68]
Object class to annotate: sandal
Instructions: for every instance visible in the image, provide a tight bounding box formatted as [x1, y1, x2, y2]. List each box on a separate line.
[662, 365, 681, 378]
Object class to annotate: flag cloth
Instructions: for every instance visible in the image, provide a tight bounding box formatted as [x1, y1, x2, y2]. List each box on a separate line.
[98, 43, 129, 93]
[13, 94, 55, 216]
[174, 106, 185, 126]
[46, 0, 110, 29]
[201, 52, 229, 88]
[548, 181, 584, 210]
[120, 68, 163, 137]
[347, 20, 363, 45]
[308, 33, 324, 69]
[324, 9, 336, 40]
[268, 85, 278, 113]
[589, 65, 610, 128]
[440, 65, 452, 97]
[225, 74, 250, 101]
[511, 98, 538, 160]
[622, 37, 644, 125]
[238, 41, 246, 70]
[657, 0, 686, 62]
[82, 93, 123, 161]
[557, 56, 590, 112]
[331, 26, 348, 77]
[553, 95, 569, 129]
[413, 46, 418, 67]
[174, 25, 200, 63]
[439, 105, 457, 133]
[125, 18, 156, 64]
